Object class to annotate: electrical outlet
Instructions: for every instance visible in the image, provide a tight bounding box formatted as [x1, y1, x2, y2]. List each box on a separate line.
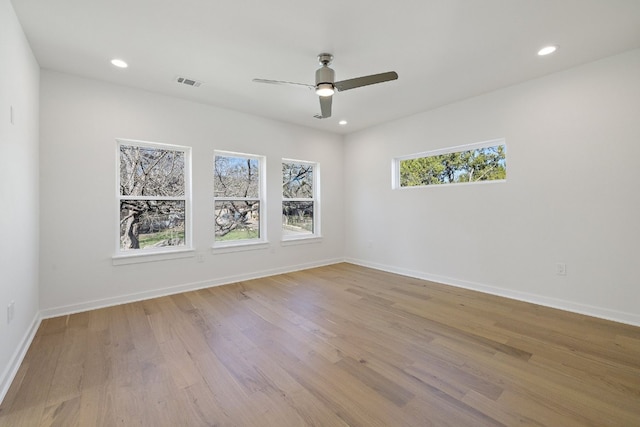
[556, 263, 567, 276]
[196, 253, 205, 263]
[7, 301, 15, 324]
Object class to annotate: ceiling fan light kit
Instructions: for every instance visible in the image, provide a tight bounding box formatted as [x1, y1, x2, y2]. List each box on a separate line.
[315, 83, 335, 97]
[253, 52, 398, 119]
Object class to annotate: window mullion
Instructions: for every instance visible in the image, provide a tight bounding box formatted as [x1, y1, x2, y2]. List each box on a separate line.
[283, 197, 313, 202]
[214, 197, 260, 202]
[119, 196, 187, 201]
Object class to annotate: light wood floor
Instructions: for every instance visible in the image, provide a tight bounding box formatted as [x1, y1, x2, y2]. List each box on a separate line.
[1, 263, 639, 426]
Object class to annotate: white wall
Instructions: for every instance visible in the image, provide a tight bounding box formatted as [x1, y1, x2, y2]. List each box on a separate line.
[0, 0, 40, 400]
[344, 49, 640, 325]
[39, 70, 344, 315]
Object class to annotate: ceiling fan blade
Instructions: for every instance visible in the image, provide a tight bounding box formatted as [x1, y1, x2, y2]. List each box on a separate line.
[319, 95, 332, 118]
[252, 78, 314, 90]
[334, 71, 398, 92]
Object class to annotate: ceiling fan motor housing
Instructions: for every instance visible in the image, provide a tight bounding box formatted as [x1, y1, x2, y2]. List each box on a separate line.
[315, 65, 335, 87]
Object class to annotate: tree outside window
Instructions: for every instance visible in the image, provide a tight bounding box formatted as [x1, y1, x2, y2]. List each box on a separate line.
[282, 160, 318, 238]
[117, 140, 190, 252]
[214, 152, 264, 244]
[397, 141, 506, 188]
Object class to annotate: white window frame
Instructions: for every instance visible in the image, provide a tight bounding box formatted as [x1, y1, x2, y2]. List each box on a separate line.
[113, 139, 193, 264]
[213, 150, 267, 251]
[392, 138, 507, 189]
[282, 158, 321, 244]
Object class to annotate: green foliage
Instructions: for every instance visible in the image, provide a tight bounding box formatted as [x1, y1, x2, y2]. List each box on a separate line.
[217, 228, 259, 241]
[400, 156, 444, 186]
[400, 145, 506, 187]
[138, 228, 185, 248]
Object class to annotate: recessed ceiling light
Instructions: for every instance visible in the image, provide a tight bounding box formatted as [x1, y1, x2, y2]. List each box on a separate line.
[537, 45, 557, 56]
[111, 59, 128, 68]
[338, 120, 348, 125]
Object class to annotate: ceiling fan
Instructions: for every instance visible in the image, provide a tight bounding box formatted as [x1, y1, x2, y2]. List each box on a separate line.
[253, 53, 398, 119]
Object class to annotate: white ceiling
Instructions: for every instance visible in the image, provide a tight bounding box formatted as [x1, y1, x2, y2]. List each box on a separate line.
[11, 0, 640, 134]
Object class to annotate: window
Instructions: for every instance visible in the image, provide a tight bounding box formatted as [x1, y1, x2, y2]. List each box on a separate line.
[282, 160, 319, 240]
[117, 139, 191, 254]
[214, 152, 265, 246]
[394, 139, 506, 188]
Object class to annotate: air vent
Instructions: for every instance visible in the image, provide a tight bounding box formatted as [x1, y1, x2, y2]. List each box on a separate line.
[175, 76, 203, 87]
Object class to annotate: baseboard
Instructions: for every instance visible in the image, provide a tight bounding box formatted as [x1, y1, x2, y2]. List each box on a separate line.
[40, 258, 344, 319]
[0, 311, 41, 405]
[345, 258, 640, 327]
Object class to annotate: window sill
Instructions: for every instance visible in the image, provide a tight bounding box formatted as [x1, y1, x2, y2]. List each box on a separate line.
[281, 236, 323, 246]
[112, 248, 195, 265]
[212, 240, 270, 254]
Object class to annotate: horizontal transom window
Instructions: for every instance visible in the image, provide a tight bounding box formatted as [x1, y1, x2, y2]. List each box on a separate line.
[393, 139, 506, 189]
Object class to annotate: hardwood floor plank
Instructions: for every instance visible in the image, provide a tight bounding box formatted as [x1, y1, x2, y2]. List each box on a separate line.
[527, 353, 640, 415]
[492, 389, 596, 427]
[236, 346, 350, 427]
[44, 317, 88, 407]
[39, 395, 81, 427]
[239, 287, 342, 363]
[253, 336, 410, 427]
[335, 356, 415, 407]
[0, 326, 64, 425]
[491, 352, 640, 426]
[495, 316, 640, 368]
[77, 385, 117, 427]
[461, 389, 548, 427]
[1, 263, 639, 426]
